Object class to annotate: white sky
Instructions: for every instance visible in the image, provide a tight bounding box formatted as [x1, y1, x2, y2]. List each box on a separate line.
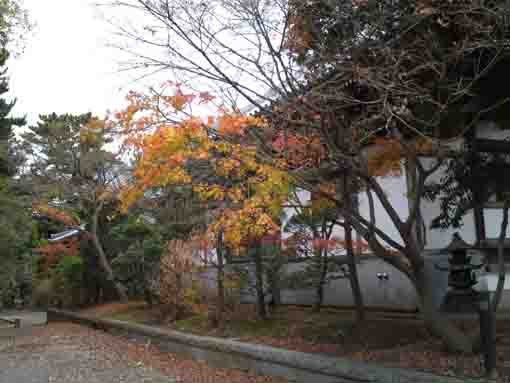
[8, 0, 148, 125]
[7, 0, 282, 127]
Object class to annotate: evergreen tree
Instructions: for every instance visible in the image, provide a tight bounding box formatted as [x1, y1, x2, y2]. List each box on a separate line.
[21, 113, 129, 301]
[0, 48, 23, 175]
[0, 46, 29, 307]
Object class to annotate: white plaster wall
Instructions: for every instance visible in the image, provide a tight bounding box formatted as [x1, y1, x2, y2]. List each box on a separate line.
[281, 188, 311, 240]
[483, 209, 510, 238]
[417, 122, 510, 247]
[357, 172, 408, 246]
[252, 120, 510, 309]
[321, 257, 417, 308]
[476, 120, 510, 140]
[419, 157, 477, 250]
[235, 257, 418, 310]
[282, 174, 410, 248]
[280, 122, 510, 250]
[477, 120, 510, 238]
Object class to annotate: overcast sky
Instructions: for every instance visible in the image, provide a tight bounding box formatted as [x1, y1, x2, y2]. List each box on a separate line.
[8, 0, 146, 125]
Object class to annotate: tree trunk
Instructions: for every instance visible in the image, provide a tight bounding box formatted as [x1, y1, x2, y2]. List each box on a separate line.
[343, 174, 365, 321]
[253, 244, 267, 320]
[269, 274, 281, 307]
[174, 273, 182, 321]
[91, 203, 128, 302]
[313, 250, 327, 312]
[268, 254, 282, 310]
[213, 232, 225, 327]
[493, 201, 509, 312]
[346, 221, 365, 322]
[144, 289, 153, 306]
[414, 268, 473, 353]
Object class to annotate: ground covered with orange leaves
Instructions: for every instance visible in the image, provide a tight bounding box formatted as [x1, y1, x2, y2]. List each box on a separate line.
[82, 303, 510, 380]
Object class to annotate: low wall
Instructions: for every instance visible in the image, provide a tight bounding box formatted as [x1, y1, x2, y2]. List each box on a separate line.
[47, 309, 483, 383]
[198, 255, 452, 311]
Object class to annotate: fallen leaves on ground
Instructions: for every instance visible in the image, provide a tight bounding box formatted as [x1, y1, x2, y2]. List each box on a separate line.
[79, 303, 510, 380]
[29, 324, 286, 383]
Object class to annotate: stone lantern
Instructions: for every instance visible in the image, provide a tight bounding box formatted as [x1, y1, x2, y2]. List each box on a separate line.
[446, 233, 481, 290]
[436, 233, 497, 377]
[437, 233, 483, 313]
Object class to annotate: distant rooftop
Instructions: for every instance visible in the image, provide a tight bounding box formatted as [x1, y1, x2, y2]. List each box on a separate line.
[48, 229, 82, 242]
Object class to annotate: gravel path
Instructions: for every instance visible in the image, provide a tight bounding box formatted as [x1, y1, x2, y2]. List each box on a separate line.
[0, 322, 283, 383]
[0, 325, 175, 383]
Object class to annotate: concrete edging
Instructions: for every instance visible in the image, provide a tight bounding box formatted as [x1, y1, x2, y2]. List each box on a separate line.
[47, 309, 484, 383]
[0, 317, 20, 328]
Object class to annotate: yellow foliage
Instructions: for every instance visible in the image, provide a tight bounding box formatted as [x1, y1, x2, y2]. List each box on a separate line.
[116, 87, 290, 250]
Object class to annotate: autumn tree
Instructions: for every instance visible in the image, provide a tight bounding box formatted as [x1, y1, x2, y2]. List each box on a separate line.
[20, 113, 129, 301]
[116, 86, 290, 320]
[123, 167, 233, 320]
[189, 230, 229, 325]
[106, 0, 510, 352]
[159, 238, 199, 320]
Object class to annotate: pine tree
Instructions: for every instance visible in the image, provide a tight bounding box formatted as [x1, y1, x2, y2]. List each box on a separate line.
[21, 113, 129, 301]
[0, 46, 29, 307]
[0, 48, 23, 176]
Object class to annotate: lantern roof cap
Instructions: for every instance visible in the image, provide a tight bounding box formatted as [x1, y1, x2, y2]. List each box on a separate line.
[446, 233, 472, 252]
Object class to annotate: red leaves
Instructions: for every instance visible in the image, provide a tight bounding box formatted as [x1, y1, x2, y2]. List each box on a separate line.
[33, 204, 79, 227]
[352, 0, 369, 7]
[272, 131, 325, 169]
[198, 91, 216, 104]
[311, 238, 342, 251]
[32, 203, 82, 270]
[36, 238, 81, 271]
[277, 233, 370, 253]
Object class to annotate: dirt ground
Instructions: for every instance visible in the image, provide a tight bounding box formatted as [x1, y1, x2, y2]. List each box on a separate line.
[81, 302, 510, 381]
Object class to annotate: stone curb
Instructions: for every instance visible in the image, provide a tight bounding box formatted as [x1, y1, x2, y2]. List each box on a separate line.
[47, 309, 486, 383]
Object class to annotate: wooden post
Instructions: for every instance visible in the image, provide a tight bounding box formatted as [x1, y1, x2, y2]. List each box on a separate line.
[478, 292, 497, 378]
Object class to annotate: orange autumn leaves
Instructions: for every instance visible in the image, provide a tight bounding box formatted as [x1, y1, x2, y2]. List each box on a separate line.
[33, 204, 79, 227]
[117, 89, 289, 247]
[366, 137, 434, 177]
[366, 138, 404, 177]
[115, 86, 419, 248]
